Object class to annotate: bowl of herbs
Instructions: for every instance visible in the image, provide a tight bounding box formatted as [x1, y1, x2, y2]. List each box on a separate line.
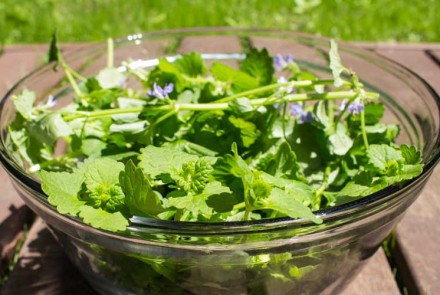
[1, 28, 439, 295]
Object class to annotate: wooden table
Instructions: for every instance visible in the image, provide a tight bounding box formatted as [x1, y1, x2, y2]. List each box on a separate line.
[1, 41, 440, 295]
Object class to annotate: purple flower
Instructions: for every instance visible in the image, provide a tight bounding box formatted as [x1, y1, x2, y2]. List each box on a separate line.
[298, 111, 313, 123]
[347, 101, 364, 114]
[148, 82, 174, 99]
[274, 54, 294, 70]
[284, 54, 294, 64]
[340, 99, 364, 115]
[289, 103, 304, 116]
[283, 102, 313, 123]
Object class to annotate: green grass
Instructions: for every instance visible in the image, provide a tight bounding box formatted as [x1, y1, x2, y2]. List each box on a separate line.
[0, 0, 438, 44]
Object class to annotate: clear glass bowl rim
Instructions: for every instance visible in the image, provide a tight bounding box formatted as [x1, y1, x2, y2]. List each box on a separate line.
[1, 27, 440, 235]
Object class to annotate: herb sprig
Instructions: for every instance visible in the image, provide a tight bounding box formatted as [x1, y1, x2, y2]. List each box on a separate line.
[7, 38, 422, 232]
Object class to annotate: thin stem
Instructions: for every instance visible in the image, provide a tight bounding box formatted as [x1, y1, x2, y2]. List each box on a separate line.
[360, 107, 369, 149]
[233, 202, 246, 211]
[314, 166, 331, 210]
[63, 64, 83, 97]
[107, 38, 114, 68]
[214, 79, 336, 103]
[154, 109, 178, 125]
[62, 90, 379, 122]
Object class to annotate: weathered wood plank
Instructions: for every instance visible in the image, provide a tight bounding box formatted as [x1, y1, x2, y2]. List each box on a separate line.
[376, 49, 440, 92]
[374, 49, 440, 294]
[0, 168, 34, 278]
[0, 46, 44, 279]
[0, 48, 47, 94]
[427, 50, 440, 65]
[342, 249, 400, 295]
[2, 218, 95, 295]
[353, 42, 440, 51]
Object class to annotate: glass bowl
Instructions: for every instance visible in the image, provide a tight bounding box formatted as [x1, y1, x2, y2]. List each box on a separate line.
[1, 28, 440, 295]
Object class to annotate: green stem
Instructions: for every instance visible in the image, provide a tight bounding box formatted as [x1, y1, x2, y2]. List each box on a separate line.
[233, 202, 246, 211]
[360, 107, 369, 149]
[314, 166, 331, 210]
[107, 38, 114, 68]
[154, 109, 178, 125]
[63, 65, 83, 97]
[58, 51, 86, 95]
[214, 79, 336, 103]
[243, 209, 251, 221]
[63, 90, 379, 122]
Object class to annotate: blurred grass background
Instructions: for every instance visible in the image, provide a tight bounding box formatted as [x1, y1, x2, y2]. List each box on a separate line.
[0, 0, 438, 44]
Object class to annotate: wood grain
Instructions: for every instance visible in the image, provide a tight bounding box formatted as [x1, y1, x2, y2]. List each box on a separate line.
[0, 46, 43, 278]
[342, 249, 400, 295]
[375, 49, 440, 294]
[2, 218, 95, 295]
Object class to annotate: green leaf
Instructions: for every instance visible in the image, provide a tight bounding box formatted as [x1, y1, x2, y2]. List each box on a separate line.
[85, 77, 102, 92]
[148, 60, 184, 92]
[84, 158, 125, 211]
[204, 181, 232, 196]
[256, 142, 301, 179]
[329, 39, 345, 88]
[81, 138, 107, 157]
[175, 52, 207, 77]
[240, 48, 274, 86]
[84, 158, 123, 189]
[110, 121, 149, 134]
[138, 146, 199, 179]
[364, 102, 384, 125]
[166, 193, 212, 217]
[272, 142, 301, 179]
[119, 160, 164, 217]
[28, 113, 73, 145]
[260, 172, 314, 205]
[398, 164, 423, 180]
[96, 68, 125, 89]
[337, 181, 386, 198]
[47, 29, 59, 64]
[263, 188, 322, 224]
[206, 193, 237, 213]
[367, 144, 403, 171]
[228, 116, 260, 148]
[220, 143, 254, 181]
[401, 144, 422, 165]
[211, 62, 259, 92]
[79, 206, 129, 232]
[40, 168, 86, 215]
[329, 124, 353, 156]
[313, 101, 331, 131]
[12, 89, 36, 120]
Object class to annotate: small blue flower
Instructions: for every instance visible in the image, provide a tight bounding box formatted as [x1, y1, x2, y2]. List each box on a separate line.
[340, 99, 364, 115]
[284, 54, 294, 64]
[148, 82, 174, 99]
[298, 111, 313, 123]
[285, 103, 313, 123]
[274, 54, 284, 69]
[274, 54, 294, 70]
[347, 101, 364, 114]
[289, 103, 304, 116]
